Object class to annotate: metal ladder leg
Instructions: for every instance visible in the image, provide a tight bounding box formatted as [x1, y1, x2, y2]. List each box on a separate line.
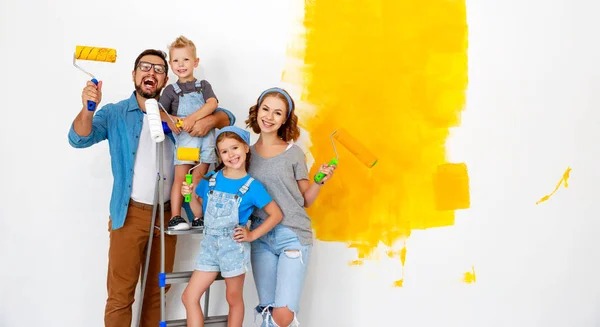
[158, 141, 167, 327]
[204, 284, 210, 318]
[148, 142, 228, 327]
[135, 171, 161, 327]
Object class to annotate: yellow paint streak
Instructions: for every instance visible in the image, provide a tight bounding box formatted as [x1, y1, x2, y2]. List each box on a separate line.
[536, 167, 572, 205]
[463, 266, 476, 284]
[283, 0, 468, 252]
[434, 163, 470, 211]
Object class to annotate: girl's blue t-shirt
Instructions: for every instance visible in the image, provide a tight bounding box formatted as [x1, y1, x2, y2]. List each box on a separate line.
[195, 171, 272, 225]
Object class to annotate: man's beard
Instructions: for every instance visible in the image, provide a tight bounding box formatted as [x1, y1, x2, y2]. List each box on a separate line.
[135, 83, 161, 99]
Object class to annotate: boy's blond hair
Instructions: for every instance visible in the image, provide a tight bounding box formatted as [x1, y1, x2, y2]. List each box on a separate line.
[168, 35, 197, 58]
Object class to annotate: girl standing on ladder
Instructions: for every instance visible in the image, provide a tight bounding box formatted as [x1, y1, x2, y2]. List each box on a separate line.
[181, 126, 283, 327]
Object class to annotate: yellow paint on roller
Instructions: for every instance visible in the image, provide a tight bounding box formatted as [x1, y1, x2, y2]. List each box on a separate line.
[282, 0, 468, 255]
[536, 167, 572, 205]
[75, 46, 117, 62]
[433, 163, 470, 211]
[333, 128, 378, 168]
[463, 266, 476, 284]
[177, 147, 200, 162]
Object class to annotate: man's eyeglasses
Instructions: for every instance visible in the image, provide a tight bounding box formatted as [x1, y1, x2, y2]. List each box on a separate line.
[137, 61, 166, 74]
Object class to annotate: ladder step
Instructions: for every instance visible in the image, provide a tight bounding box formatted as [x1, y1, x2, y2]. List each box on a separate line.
[165, 271, 224, 284]
[165, 227, 205, 236]
[166, 315, 228, 326]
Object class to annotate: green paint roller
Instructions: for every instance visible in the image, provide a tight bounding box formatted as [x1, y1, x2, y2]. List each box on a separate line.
[314, 128, 378, 183]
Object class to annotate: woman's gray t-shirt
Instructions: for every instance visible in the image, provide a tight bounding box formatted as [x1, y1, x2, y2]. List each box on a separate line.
[249, 144, 313, 245]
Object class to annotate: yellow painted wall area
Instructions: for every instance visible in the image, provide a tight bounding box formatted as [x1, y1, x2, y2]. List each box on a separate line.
[434, 163, 470, 211]
[283, 0, 469, 258]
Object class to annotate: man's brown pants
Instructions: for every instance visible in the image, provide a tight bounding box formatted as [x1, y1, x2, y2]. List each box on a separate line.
[104, 200, 177, 327]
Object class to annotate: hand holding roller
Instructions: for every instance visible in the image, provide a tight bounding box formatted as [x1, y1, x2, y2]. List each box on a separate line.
[314, 158, 339, 183]
[86, 79, 99, 111]
[73, 45, 117, 111]
[156, 102, 183, 134]
[314, 128, 378, 183]
[185, 174, 193, 202]
[177, 147, 202, 203]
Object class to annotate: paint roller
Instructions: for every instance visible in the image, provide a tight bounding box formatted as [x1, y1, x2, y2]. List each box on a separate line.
[73, 45, 117, 111]
[314, 128, 378, 183]
[176, 148, 204, 202]
[144, 99, 165, 143]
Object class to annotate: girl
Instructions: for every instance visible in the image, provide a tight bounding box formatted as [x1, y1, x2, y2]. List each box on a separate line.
[245, 87, 336, 327]
[180, 125, 283, 327]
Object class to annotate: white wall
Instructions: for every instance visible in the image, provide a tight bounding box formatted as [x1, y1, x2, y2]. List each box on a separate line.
[2, 0, 600, 326]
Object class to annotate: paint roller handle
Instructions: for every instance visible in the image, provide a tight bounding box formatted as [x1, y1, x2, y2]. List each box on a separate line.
[314, 158, 339, 183]
[184, 174, 193, 202]
[87, 78, 99, 111]
[162, 122, 172, 134]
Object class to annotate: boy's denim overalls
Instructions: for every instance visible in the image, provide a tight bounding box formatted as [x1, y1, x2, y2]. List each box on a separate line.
[173, 80, 217, 165]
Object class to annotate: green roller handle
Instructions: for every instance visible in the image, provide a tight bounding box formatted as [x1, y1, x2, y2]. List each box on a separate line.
[314, 158, 338, 183]
[185, 174, 193, 202]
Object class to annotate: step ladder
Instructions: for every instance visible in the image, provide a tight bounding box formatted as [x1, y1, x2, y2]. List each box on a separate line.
[160, 228, 229, 327]
[136, 135, 228, 327]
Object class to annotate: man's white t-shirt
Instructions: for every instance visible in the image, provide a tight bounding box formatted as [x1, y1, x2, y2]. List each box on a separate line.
[130, 114, 174, 204]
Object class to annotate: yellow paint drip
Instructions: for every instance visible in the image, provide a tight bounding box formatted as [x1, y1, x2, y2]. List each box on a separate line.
[385, 243, 407, 266]
[400, 245, 407, 267]
[393, 279, 404, 288]
[348, 260, 364, 266]
[463, 266, 476, 284]
[536, 167, 572, 205]
[283, 0, 468, 255]
[349, 242, 377, 259]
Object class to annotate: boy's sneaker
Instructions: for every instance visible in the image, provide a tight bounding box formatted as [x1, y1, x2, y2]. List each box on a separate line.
[191, 217, 204, 229]
[168, 216, 190, 231]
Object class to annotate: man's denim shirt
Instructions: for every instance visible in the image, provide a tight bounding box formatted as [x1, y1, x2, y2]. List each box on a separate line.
[68, 91, 236, 230]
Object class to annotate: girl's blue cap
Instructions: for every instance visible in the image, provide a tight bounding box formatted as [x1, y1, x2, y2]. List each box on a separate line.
[215, 126, 251, 146]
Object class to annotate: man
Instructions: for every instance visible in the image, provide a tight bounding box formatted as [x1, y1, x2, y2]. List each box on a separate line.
[68, 49, 236, 326]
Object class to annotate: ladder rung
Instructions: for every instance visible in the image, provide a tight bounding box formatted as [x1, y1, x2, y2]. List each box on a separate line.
[165, 227, 205, 236]
[164, 271, 224, 284]
[166, 315, 228, 326]
[165, 271, 192, 284]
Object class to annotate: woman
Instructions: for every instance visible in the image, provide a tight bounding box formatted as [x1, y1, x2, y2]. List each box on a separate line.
[245, 87, 336, 326]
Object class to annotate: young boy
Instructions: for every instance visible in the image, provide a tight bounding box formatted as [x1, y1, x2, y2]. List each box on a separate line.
[159, 35, 218, 230]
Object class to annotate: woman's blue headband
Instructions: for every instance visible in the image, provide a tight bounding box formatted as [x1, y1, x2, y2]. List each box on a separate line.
[257, 87, 294, 119]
